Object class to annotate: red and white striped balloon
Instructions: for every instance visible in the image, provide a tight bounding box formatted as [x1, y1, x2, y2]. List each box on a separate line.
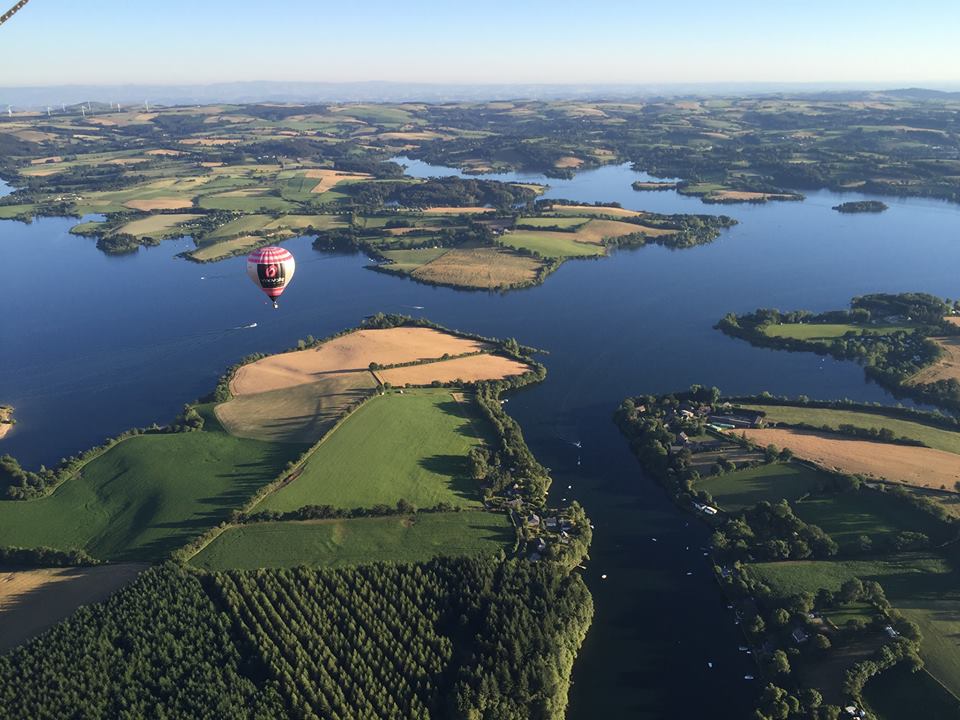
[246, 246, 295, 307]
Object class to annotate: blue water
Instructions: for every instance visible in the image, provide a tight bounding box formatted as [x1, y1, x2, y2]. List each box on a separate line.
[4, 164, 960, 717]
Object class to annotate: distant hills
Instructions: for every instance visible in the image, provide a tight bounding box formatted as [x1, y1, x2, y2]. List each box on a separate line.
[1, 81, 959, 109]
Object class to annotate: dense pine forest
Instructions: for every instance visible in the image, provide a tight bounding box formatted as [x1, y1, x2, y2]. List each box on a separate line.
[0, 560, 592, 720]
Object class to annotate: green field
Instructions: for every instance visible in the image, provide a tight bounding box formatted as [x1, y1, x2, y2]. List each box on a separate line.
[793, 489, 947, 549]
[204, 213, 274, 240]
[741, 403, 960, 455]
[516, 216, 590, 229]
[695, 462, 824, 511]
[0, 407, 304, 561]
[190, 511, 512, 570]
[114, 213, 201, 238]
[499, 230, 605, 259]
[763, 322, 913, 341]
[750, 554, 960, 696]
[865, 664, 960, 720]
[197, 191, 298, 212]
[255, 389, 490, 512]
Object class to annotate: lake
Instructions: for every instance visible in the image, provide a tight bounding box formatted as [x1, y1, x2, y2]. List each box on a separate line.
[4, 164, 960, 717]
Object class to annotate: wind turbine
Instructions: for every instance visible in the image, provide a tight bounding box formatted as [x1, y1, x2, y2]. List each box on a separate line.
[46, 106, 51, 117]
[81, 105, 86, 119]
[144, 99, 150, 111]
[6, 105, 11, 118]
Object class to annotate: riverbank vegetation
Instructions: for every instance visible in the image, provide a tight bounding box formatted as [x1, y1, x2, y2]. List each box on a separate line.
[615, 387, 960, 716]
[718, 292, 960, 411]
[833, 200, 889, 213]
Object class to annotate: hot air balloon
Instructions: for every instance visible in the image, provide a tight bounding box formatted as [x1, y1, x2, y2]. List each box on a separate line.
[246, 246, 295, 308]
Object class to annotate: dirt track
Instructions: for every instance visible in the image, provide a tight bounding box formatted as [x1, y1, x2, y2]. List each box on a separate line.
[738, 428, 960, 490]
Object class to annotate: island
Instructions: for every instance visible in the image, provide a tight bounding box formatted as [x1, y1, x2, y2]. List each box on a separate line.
[615, 387, 960, 719]
[833, 201, 889, 213]
[0, 315, 592, 719]
[0, 405, 13, 439]
[717, 292, 960, 411]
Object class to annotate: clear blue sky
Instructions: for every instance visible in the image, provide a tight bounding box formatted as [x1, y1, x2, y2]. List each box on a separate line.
[1, 0, 958, 86]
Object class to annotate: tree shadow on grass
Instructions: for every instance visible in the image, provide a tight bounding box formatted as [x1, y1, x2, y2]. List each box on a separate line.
[435, 399, 496, 443]
[418, 454, 479, 504]
[109, 444, 304, 562]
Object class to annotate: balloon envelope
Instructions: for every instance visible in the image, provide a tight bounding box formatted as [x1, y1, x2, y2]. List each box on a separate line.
[246, 246, 295, 304]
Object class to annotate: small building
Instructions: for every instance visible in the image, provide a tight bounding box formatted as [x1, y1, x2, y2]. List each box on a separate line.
[883, 625, 899, 638]
[791, 628, 809, 644]
[527, 513, 541, 528]
[544, 517, 559, 530]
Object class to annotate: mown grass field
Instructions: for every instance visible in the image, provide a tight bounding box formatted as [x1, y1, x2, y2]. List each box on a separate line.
[189, 511, 512, 570]
[793, 489, 948, 549]
[0, 407, 304, 561]
[197, 190, 298, 213]
[410, 247, 544, 288]
[188, 235, 268, 261]
[694, 462, 825, 511]
[377, 247, 450, 273]
[516, 216, 590, 229]
[255, 389, 490, 512]
[864, 663, 960, 720]
[499, 230, 605, 258]
[114, 213, 201, 238]
[763, 322, 913, 341]
[741, 403, 960, 455]
[750, 554, 960, 696]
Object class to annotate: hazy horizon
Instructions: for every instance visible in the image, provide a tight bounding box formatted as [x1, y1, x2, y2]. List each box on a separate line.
[1, 0, 958, 89]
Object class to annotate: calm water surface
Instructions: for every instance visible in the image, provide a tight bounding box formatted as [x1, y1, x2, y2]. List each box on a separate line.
[4, 165, 960, 717]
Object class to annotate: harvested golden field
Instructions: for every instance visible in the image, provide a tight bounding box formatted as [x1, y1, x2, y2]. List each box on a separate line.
[547, 204, 644, 218]
[0, 564, 145, 652]
[145, 148, 183, 156]
[0, 406, 12, 440]
[554, 156, 584, 168]
[304, 169, 371, 193]
[573, 219, 647, 244]
[216, 372, 377, 443]
[231, 328, 493, 395]
[737, 428, 960, 490]
[200, 161, 225, 167]
[909, 335, 960, 386]
[123, 197, 194, 211]
[411, 247, 543, 288]
[116, 213, 200, 237]
[708, 190, 796, 201]
[29, 156, 62, 165]
[377, 353, 531, 386]
[420, 206, 494, 215]
[14, 130, 57, 142]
